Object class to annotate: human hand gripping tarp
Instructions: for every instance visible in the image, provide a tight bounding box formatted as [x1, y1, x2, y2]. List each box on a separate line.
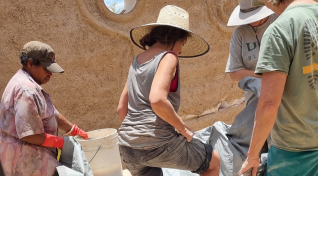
[238, 156, 260, 176]
[41, 134, 93, 176]
[163, 76, 270, 176]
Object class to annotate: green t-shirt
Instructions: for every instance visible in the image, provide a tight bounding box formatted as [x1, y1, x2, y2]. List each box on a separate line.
[256, 3, 318, 152]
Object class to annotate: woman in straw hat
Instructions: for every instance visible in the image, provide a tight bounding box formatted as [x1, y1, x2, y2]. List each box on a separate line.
[117, 5, 220, 176]
[226, 0, 277, 81]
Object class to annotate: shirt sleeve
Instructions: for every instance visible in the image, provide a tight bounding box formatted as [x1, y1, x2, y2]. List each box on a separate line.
[255, 32, 292, 75]
[54, 106, 60, 119]
[225, 29, 246, 73]
[14, 89, 44, 139]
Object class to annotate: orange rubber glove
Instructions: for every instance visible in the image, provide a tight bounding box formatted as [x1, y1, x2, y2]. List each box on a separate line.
[66, 124, 88, 140]
[41, 133, 64, 149]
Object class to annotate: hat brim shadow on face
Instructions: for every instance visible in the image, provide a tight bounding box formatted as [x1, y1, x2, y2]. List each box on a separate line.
[227, 5, 273, 26]
[41, 62, 64, 73]
[130, 23, 210, 58]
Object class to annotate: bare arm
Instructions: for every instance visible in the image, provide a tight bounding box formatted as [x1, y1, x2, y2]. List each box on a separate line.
[21, 134, 46, 145]
[149, 53, 193, 141]
[117, 82, 129, 122]
[229, 69, 262, 81]
[21, 113, 73, 145]
[57, 113, 73, 132]
[21, 113, 83, 146]
[238, 71, 287, 175]
[149, 54, 183, 128]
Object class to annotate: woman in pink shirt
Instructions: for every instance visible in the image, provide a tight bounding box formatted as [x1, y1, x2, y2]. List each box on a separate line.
[0, 41, 88, 176]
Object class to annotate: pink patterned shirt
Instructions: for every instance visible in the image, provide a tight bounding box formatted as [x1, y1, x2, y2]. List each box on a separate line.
[0, 69, 61, 176]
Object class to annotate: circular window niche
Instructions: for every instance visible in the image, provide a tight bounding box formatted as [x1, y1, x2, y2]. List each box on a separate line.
[104, 0, 137, 14]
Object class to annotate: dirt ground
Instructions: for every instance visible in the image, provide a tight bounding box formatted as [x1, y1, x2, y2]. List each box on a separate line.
[0, 0, 243, 132]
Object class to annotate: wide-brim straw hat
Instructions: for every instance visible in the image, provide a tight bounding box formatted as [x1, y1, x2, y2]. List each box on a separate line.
[130, 5, 210, 58]
[227, 0, 273, 26]
[251, 0, 266, 7]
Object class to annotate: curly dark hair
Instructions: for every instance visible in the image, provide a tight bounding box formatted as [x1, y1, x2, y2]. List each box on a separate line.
[140, 25, 190, 49]
[20, 53, 41, 66]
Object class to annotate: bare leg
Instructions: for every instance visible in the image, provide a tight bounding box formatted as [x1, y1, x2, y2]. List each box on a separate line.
[200, 150, 220, 176]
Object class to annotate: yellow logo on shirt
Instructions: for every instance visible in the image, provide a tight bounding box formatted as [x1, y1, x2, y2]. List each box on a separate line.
[303, 19, 318, 90]
[303, 63, 318, 74]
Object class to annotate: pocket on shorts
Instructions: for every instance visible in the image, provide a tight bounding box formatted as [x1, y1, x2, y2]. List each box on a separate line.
[146, 147, 186, 168]
[147, 136, 188, 166]
[119, 146, 137, 166]
[146, 146, 171, 166]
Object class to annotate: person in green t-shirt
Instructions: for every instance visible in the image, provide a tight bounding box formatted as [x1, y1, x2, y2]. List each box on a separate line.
[238, 0, 318, 176]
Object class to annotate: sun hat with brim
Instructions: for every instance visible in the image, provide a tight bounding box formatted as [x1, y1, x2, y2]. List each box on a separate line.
[130, 5, 210, 58]
[22, 41, 64, 73]
[227, 0, 273, 26]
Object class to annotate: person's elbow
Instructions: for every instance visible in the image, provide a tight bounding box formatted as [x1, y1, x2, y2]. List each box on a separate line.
[117, 104, 127, 120]
[149, 94, 165, 112]
[229, 72, 236, 81]
[229, 71, 240, 81]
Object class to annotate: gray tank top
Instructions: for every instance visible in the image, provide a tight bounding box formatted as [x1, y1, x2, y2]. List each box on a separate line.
[118, 51, 180, 149]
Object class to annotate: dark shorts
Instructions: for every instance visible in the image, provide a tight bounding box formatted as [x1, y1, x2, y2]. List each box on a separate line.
[266, 145, 318, 176]
[119, 134, 213, 176]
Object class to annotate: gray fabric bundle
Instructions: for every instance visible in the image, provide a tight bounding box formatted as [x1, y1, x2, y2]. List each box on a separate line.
[163, 76, 270, 176]
[57, 137, 94, 176]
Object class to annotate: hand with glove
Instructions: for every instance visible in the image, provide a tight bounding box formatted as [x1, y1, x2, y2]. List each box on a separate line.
[41, 133, 65, 149]
[56, 114, 88, 140]
[22, 124, 88, 150]
[41, 133, 65, 162]
[65, 124, 88, 140]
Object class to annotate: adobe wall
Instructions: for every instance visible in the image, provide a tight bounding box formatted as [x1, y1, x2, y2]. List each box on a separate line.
[0, 0, 243, 133]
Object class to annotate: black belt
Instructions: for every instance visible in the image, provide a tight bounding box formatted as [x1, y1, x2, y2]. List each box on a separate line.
[240, 6, 261, 13]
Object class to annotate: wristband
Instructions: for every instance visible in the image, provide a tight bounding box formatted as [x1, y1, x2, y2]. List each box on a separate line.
[65, 124, 75, 136]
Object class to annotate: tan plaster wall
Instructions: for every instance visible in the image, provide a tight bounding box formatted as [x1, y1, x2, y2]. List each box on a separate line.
[0, 0, 243, 132]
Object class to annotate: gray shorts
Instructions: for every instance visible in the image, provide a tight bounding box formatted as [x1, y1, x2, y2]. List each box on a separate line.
[119, 134, 213, 176]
